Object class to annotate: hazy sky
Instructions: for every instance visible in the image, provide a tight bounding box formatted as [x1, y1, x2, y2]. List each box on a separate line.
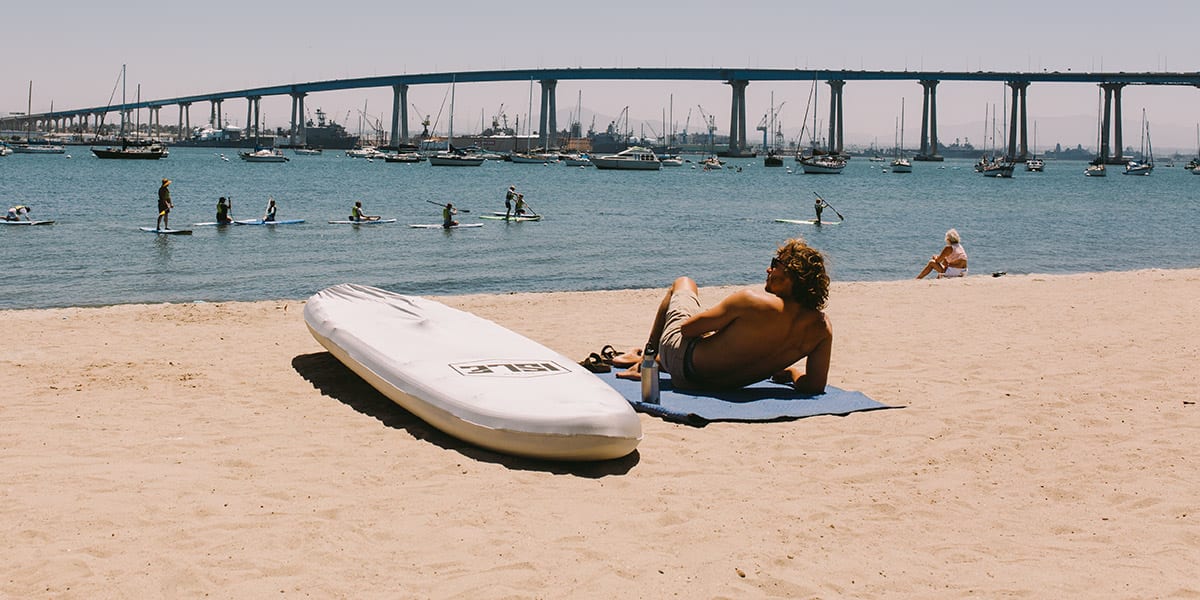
[6, 0, 1199, 151]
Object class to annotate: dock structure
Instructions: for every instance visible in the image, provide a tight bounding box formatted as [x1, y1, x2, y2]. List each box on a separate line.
[6, 68, 1200, 157]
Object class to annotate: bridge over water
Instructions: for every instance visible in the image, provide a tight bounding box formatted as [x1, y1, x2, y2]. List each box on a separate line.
[7, 68, 1199, 163]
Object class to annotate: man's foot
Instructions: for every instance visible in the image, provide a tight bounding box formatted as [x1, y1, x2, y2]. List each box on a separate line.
[615, 363, 642, 381]
[607, 346, 643, 368]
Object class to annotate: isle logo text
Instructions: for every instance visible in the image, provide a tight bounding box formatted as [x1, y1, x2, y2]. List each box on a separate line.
[450, 360, 570, 378]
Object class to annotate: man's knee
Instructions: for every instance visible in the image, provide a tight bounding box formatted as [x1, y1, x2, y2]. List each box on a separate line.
[671, 276, 697, 293]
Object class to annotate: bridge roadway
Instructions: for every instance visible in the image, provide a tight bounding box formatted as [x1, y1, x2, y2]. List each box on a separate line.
[8, 68, 1200, 163]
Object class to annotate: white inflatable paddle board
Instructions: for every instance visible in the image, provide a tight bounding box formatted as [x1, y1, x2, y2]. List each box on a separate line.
[304, 284, 641, 461]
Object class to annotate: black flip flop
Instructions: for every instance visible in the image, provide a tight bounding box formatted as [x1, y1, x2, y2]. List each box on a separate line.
[579, 353, 612, 373]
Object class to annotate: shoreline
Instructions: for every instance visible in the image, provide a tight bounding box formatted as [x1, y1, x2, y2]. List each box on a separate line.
[4, 268, 1198, 597]
[6, 263, 1200, 313]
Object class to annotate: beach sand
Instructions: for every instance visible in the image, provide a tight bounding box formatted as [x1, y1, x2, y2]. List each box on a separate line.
[3, 269, 1198, 598]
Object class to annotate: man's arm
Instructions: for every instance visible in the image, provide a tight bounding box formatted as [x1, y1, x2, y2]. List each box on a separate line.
[771, 328, 832, 394]
[678, 290, 755, 338]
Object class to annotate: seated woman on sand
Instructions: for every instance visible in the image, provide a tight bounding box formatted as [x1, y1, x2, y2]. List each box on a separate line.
[917, 228, 968, 279]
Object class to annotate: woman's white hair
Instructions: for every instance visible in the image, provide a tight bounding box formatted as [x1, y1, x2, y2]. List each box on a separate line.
[945, 228, 961, 244]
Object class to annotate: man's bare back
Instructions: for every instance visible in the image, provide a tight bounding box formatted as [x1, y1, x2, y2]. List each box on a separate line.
[618, 238, 832, 394]
[686, 288, 831, 392]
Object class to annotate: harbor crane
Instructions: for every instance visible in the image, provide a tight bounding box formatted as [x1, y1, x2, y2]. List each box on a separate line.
[491, 103, 509, 134]
[756, 98, 786, 152]
[410, 103, 433, 138]
[696, 105, 718, 153]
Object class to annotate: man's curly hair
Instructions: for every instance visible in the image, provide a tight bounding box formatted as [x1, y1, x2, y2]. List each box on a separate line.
[775, 238, 829, 310]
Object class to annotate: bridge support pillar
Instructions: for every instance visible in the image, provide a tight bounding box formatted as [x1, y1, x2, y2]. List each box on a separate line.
[289, 92, 306, 146]
[724, 80, 750, 156]
[1005, 81, 1030, 161]
[1099, 83, 1127, 164]
[246, 98, 255, 144]
[826, 80, 844, 155]
[915, 80, 943, 161]
[390, 84, 408, 147]
[178, 103, 190, 142]
[539, 79, 558, 149]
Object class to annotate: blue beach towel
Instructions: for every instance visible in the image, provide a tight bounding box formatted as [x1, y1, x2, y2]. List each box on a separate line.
[594, 370, 895, 426]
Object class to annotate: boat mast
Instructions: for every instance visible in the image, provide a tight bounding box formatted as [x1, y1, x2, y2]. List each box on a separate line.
[448, 76, 455, 150]
[526, 78, 533, 151]
[119, 65, 127, 140]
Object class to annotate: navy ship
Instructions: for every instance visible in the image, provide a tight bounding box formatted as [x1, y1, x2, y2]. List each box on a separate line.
[294, 109, 360, 150]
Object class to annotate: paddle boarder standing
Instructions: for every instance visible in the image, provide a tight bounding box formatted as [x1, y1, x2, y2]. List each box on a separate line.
[263, 198, 277, 222]
[157, 178, 173, 230]
[504, 185, 516, 218]
[813, 196, 826, 224]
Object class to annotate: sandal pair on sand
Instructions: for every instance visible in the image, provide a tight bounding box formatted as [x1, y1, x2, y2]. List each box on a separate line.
[578, 344, 643, 373]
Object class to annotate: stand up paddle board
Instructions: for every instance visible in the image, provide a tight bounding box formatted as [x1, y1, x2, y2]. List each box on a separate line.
[235, 218, 305, 225]
[328, 219, 396, 224]
[480, 215, 542, 222]
[192, 221, 233, 227]
[408, 223, 483, 229]
[304, 284, 642, 461]
[774, 218, 841, 225]
[1, 219, 55, 226]
[140, 227, 192, 235]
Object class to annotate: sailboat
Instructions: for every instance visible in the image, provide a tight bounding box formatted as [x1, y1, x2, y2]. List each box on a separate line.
[1025, 121, 1044, 172]
[92, 66, 167, 160]
[891, 97, 912, 173]
[763, 91, 784, 167]
[429, 77, 484, 167]
[511, 79, 555, 163]
[980, 91, 1014, 178]
[1123, 109, 1153, 175]
[11, 81, 66, 154]
[796, 77, 845, 174]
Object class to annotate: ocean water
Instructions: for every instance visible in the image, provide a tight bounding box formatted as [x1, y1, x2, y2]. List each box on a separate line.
[1, 148, 1197, 309]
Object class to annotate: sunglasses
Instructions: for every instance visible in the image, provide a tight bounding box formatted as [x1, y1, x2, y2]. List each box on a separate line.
[770, 257, 784, 270]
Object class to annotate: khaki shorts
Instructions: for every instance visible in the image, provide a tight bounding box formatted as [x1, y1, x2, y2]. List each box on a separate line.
[657, 288, 701, 388]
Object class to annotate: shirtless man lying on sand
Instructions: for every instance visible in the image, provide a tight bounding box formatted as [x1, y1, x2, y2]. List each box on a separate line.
[617, 238, 832, 394]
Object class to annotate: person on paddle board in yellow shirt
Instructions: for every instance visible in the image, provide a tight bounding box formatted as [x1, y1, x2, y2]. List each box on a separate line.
[351, 201, 379, 222]
[442, 202, 459, 228]
[4, 204, 32, 221]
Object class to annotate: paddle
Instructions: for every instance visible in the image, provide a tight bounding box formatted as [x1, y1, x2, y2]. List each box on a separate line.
[813, 192, 844, 220]
[518, 199, 539, 217]
[425, 199, 470, 213]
